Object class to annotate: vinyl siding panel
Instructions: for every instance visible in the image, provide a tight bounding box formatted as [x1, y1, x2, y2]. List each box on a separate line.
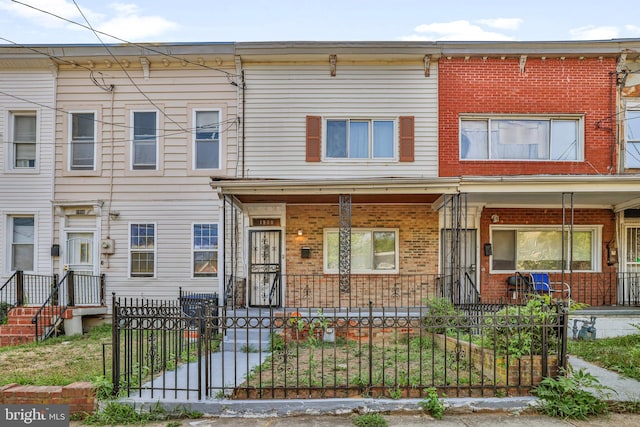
[53, 64, 235, 301]
[241, 63, 438, 179]
[0, 70, 55, 278]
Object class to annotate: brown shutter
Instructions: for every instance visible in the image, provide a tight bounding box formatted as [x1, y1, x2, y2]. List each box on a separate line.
[399, 116, 415, 162]
[306, 115, 322, 162]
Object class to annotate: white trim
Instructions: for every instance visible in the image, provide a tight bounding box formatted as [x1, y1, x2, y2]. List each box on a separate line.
[130, 110, 159, 171]
[459, 114, 585, 162]
[5, 213, 37, 274]
[192, 109, 222, 171]
[322, 117, 398, 162]
[191, 222, 219, 279]
[489, 224, 603, 273]
[323, 227, 400, 274]
[128, 222, 157, 278]
[68, 110, 97, 171]
[6, 109, 40, 174]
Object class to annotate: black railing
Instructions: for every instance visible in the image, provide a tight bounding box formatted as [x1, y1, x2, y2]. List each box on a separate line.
[112, 294, 568, 401]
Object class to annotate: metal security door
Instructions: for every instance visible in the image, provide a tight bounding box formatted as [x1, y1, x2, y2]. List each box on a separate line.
[623, 226, 640, 304]
[248, 230, 281, 307]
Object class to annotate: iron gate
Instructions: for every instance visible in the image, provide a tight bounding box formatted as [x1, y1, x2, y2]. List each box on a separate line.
[248, 230, 282, 307]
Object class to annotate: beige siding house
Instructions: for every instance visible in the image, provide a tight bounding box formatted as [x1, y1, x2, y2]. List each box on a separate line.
[0, 52, 56, 300]
[51, 44, 238, 304]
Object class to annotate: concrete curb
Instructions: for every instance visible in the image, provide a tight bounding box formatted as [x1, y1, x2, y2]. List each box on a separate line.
[121, 396, 539, 417]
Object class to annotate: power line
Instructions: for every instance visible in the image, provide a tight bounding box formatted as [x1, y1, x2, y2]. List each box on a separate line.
[9, 0, 239, 84]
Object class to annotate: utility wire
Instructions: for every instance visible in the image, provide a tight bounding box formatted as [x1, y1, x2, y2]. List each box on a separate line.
[8, 0, 239, 84]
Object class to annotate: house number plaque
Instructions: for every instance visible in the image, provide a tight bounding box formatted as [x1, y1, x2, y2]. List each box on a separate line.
[251, 218, 281, 227]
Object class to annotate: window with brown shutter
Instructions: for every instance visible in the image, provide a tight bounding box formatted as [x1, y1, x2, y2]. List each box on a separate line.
[399, 116, 415, 162]
[306, 115, 321, 162]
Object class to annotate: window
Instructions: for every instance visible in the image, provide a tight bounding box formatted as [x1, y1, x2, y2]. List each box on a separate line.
[461, 116, 582, 161]
[491, 227, 599, 272]
[194, 111, 220, 169]
[132, 111, 157, 169]
[625, 109, 640, 168]
[326, 119, 394, 159]
[11, 112, 37, 168]
[10, 216, 34, 271]
[70, 112, 95, 170]
[130, 224, 155, 277]
[324, 228, 398, 273]
[193, 224, 217, 277]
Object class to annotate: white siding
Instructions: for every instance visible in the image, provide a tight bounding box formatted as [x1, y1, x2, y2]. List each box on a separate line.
[241, 63, 438, 179]
[0, 70, 55, 280]
[53, 60, 237, 303]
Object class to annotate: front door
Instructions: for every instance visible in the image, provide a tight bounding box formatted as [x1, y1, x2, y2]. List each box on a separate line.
[65, 232, 100, 305]
[623, 226, 640, 304]
[248, 230, 281, 307]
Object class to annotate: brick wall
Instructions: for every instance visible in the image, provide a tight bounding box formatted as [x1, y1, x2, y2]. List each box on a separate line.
[439, 56, 617, 176]
[0, 382, 96, 416]
[284, 204, 439, 306]
[479, 207, 617, 302]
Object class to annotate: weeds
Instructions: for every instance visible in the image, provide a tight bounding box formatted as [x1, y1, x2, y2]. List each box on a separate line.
[419, 387, 445, 420]
[352, 413, 388, 427]
[533, 368, 612, 420]
[83, 402, 202, 426]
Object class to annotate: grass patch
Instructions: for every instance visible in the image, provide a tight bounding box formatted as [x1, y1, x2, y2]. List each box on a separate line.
[0, 323, 111, 386]
[568, 332, 640, 382]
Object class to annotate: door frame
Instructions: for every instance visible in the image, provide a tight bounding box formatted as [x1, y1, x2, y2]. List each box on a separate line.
[62, 228, 99, 276]
[247, 228, 283, 307]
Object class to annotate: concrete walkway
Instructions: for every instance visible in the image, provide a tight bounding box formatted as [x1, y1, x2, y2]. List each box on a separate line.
[568, 356, 640, 401]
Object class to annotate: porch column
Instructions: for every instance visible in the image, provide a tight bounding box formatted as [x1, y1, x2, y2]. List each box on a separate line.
[339, 194, 352, 294]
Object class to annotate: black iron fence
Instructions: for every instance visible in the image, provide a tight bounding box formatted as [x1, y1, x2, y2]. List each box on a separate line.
[112, 294, 568, 401]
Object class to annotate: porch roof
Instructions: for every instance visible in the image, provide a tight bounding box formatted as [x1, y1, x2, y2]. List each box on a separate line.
[212, 175, 640, 210]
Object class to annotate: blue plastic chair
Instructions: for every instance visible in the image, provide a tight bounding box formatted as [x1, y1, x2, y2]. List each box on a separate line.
[530, 273, 551, 294]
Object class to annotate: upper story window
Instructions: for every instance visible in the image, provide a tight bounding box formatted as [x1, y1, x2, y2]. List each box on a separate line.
[625, 109, 640, 169]
[491, 226, 600, 273]
[326, 119, 394, 159]
[70, 112, 95, 170]
[460, 116, 582, 161]
[130, 223, 155, 277]
[306, 116, 414, 163]
[194, 110, 220, 169]
[10, 216, 34, 272]
[10, 112, 37, 169]
[324, 228, 398, 274]
[132, 111, 157, 170]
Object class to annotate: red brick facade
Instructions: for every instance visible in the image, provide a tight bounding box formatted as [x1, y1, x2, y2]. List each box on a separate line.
[439, 57, 617, 177]
[478, 207, 617, 302]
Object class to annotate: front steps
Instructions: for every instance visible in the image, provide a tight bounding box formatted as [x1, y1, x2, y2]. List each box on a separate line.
[0, 306, 64, 347]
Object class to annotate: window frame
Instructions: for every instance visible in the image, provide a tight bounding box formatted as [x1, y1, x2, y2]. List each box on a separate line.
[489, 225, 602, 273]
[192, 109, 221, 170]
[192, 223, 218, 278]
[128, 223, 157, 278]
[9, 111, 38, 171]
[625, 107, 640, 169]
[324, 118, 396, 161]
[69, 111, 96, 171]
[459, 115, 584, 162]
[7, 215, 36, 273]
[323, 228, 399, 274]
[130, 110, 158, 170]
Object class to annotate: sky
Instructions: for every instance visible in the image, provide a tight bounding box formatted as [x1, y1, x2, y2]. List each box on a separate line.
[0, 0, 639, 45]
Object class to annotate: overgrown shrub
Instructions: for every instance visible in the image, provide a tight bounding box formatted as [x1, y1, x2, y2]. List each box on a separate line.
[423, 298, 460, 334]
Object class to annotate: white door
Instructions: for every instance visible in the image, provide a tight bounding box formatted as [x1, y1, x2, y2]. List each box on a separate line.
[65, 232, 100, 305]
[622, 226, 640, 304]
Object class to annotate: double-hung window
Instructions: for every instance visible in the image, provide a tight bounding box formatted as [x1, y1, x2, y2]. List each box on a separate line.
[130, 224, 155, 277]
[326, 119, 394, 159]
[491, 226, 599, 272]
[11, 112, 37, 169]
[625, 109, 640, 169]
[460, 116, 582, 161]
[193, 224, 217, 277]
[194, 111, 220, 169]
[132, 111, 157, 169]
[70, 112, 95, 170]
[10, 216, 34, 271]
[324, 228, 398, 273]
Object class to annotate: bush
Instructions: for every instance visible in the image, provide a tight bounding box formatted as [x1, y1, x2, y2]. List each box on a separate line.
[423, 298, 460, 334]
